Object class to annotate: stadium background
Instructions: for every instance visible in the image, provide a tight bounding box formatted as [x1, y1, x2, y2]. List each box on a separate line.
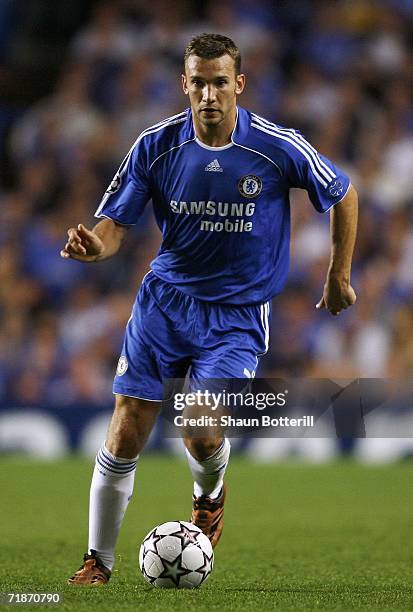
[0, 0, 412, 460]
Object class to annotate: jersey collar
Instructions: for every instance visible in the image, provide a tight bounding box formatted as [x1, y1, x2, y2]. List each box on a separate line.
[184, 105, 250, 145]
[231, 106, 250, 144]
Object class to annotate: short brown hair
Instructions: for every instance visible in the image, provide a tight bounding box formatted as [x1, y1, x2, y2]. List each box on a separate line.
[184, 33, 241, 74]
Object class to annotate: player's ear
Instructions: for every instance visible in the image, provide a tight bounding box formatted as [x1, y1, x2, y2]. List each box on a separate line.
[235, 74, 245, 95]
[182, 74, 189, 95]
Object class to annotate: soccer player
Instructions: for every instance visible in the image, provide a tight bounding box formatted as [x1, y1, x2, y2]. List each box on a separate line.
[62, 33, 358, 585]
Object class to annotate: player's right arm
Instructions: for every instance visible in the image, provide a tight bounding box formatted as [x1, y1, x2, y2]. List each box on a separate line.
[61, 127, 152, 263]
[60, 219, 128, 262]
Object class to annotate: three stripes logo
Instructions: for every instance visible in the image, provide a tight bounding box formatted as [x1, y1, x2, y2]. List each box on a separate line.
[205, 159, 223, 172]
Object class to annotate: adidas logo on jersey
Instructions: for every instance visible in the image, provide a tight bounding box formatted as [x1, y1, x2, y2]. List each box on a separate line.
[205, 159, 223, 172]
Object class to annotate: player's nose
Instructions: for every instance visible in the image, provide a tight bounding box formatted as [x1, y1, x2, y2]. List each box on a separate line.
[202, 85, 216, 102]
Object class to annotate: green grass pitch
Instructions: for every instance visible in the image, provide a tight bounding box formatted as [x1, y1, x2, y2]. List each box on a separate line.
[1, 454, 412, 611]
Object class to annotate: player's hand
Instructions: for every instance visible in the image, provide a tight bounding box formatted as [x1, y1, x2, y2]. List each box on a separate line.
[316, 274, 356, 316]
[60, 224, 104, 262]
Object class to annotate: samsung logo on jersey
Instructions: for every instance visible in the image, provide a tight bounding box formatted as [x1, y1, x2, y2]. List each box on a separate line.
[170, 200, 255, 217]
[170, 200, 256, 233]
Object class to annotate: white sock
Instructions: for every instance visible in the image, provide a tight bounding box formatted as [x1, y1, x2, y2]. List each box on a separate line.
[185, 438, 230, 499]
[88, 444, 138, 571]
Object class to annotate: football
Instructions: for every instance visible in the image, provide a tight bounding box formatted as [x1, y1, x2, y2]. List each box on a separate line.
[139, 520, 214, 588]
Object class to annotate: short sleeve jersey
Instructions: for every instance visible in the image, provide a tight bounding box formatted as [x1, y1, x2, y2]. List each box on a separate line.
[95, 107, 350, 305]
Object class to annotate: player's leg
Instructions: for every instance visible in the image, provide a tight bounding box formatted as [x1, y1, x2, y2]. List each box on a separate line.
[68, 394, 160, 585]
[184, 300, 270, 547]
[180, 389, 231, 548]
[68, 273, 193, 584]
[183, 434, 230, 548]
[183, 435, 229, 495]
[88, 395, 160, 567]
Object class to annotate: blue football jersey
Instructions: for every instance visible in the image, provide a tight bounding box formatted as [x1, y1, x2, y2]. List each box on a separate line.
[95, 107, 350, 304]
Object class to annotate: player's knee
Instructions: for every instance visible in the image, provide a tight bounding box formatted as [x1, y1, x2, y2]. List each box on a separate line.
[114, 394, 160, 424]
[106, 395, 159, 458]
[185, 437, 223, 461]
[115, 393, 142, 413]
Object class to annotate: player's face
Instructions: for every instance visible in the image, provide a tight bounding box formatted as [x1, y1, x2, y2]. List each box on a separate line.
[182, 54, 245, 127]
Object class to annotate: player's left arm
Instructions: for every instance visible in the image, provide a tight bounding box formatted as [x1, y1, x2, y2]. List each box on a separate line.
[316, 184, 358, 316]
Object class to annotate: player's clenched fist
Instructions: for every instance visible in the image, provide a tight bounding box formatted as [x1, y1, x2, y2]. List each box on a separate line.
[60, 224, 104, 262]
[316, 275, 357, 316]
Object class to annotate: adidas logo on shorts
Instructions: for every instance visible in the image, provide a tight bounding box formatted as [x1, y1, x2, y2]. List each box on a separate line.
[205, 159, 223, 172]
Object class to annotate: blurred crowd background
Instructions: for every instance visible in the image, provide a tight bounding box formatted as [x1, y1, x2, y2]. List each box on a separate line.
[0, 0, 412, 408]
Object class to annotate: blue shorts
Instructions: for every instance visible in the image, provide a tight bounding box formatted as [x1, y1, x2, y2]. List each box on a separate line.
[113, 272, 270, 401]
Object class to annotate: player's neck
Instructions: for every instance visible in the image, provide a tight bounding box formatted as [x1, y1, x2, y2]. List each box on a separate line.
[193, 107, 236, 148]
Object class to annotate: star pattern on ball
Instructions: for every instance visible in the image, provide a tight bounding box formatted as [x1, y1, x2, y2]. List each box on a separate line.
[158, 553, 192, 586]
[140, 554, 157, 584]
[171, 523, 202, 547]
[143, 531, 162, 555]
[196, 550, 214, 584]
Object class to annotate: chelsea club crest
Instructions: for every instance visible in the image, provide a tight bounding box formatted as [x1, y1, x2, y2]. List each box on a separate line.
[238, 175, 262, 198]
[116, 355, 128, 376]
